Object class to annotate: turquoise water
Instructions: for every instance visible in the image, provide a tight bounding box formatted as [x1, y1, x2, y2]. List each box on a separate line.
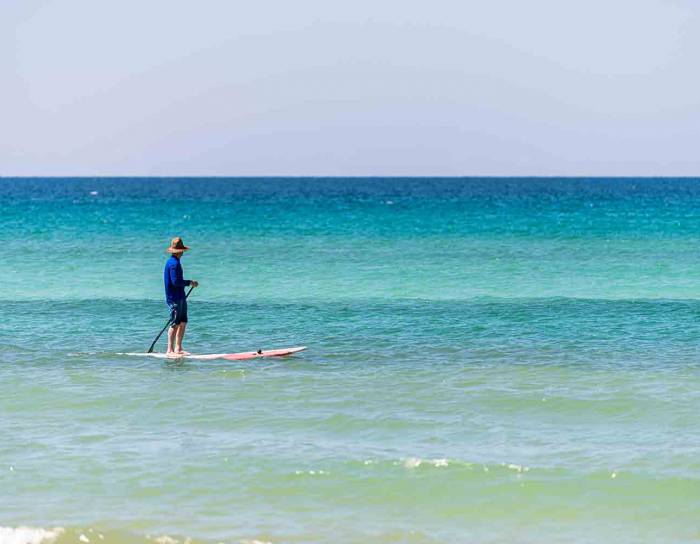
[3, 177, 700, 543]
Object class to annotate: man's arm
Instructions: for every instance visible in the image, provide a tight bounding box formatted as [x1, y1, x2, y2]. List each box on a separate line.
[169, 263, 191, 288]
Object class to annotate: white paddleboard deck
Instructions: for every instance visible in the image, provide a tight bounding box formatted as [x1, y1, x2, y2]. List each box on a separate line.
[124, 346, 306, 361]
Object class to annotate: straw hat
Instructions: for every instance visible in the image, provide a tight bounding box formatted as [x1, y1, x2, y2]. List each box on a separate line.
[166, 237, 190, 253]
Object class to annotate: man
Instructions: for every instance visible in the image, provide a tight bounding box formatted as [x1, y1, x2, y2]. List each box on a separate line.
[164, 237, 198, 357]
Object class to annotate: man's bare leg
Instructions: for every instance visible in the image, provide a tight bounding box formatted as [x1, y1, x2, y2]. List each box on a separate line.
[175, 323, 189, 355]
[166, 325, 179, 357]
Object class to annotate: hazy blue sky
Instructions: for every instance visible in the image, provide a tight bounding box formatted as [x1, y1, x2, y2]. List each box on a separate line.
[2, 0, 699, 176]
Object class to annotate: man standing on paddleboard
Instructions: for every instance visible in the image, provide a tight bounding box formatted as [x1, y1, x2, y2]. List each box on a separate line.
[164, 237, 198, 357]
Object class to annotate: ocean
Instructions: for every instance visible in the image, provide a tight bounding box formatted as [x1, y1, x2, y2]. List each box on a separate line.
[2, 177, 700, 543]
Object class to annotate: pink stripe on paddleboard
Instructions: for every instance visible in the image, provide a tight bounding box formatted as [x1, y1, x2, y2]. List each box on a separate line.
[222, 346, 307, 360]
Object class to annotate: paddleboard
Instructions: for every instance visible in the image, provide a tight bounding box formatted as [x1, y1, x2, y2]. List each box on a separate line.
[124, 346, 306, 360]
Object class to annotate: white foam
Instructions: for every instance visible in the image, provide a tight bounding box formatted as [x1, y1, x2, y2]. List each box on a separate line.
[151, 536, 178, 544]
[505, 463, 530, 473]
[403, 457, 450, 469]
[403, 457, 422, 469]
[0, 526, 64, 544]
[149, 536, 196, 544]
[293, 469, 329, 476]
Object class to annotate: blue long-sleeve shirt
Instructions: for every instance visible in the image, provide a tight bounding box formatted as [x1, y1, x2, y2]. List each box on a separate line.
[164, 255, 191, 303]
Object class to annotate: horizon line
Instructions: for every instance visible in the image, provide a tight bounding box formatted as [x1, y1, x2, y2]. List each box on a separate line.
[2, 175, 700, 180]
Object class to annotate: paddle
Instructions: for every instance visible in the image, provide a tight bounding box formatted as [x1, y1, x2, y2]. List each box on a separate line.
[147, 285, 195, 353]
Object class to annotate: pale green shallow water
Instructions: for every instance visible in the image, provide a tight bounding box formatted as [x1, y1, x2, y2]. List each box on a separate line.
[3, 178, 700, 543]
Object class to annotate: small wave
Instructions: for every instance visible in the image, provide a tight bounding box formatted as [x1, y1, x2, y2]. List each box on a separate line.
[356, 457, 632, 482]
[355, 457, 543, 475]
[505, 463, 530, 473]
[402, 458, 534, 474]
[402, 457, 451, 469]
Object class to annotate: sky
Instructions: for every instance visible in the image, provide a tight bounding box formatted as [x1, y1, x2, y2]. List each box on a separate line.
[2, 0, 699, 176]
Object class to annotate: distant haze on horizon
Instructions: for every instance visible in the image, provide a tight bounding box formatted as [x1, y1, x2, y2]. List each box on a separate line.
[2, 0, 699, 177]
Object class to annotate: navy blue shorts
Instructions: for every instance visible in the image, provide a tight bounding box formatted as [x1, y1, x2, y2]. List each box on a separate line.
[168, 299, 188, 325]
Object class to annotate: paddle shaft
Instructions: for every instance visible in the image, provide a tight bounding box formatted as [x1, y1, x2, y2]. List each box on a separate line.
[147, 285, 195, 353]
